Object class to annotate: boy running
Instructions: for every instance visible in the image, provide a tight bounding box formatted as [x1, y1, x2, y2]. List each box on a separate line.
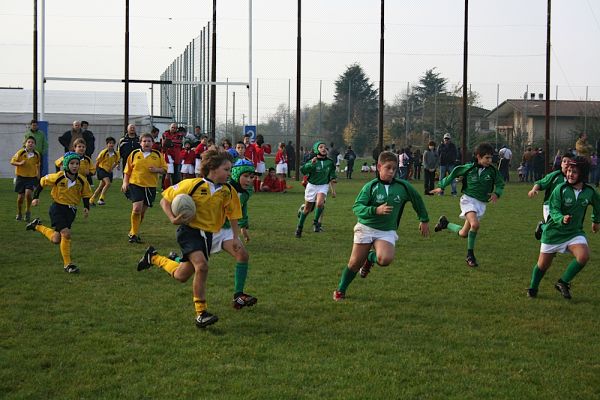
[26, 152, 92, 273]
[528, 152, 573, 240]
[526, 156, 600, 299]
[136, 150, 243, 328]
[121, 133, 168, 243]
[11, 136, 41, 222]
[333, 151, 430, 301]
[295, 141, 336, 237]
[55, 138, 95, 180]
[90, 136, 120, 206]
[431, 142, 504, 267]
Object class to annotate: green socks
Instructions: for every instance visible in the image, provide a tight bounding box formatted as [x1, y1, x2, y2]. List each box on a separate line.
[529, 265, 545, 289]
[337, 266, 357, 293]
[561, 260, 584, 283]
[467, 231, 477, 250]
[447, 223, 462, 234]
[367, 250, 377, 265]
[234, 262, 249, 294]
[314, 207, 324, 224]
[298, 212, 307, 229]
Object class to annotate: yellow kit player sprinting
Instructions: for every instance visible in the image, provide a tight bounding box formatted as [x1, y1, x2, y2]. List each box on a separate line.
[55, 138, 95, 180]
[90, 136, 120, 206]
[10, 136, 41, 222]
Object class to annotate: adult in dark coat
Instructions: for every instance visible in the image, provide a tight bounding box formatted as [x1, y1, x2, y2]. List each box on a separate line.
[286, 140, 296, 178]
[58, 120, 95, 156]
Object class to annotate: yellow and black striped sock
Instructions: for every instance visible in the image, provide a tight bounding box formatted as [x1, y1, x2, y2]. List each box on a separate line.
[60, 237, 72, 266]
[35, 224, 55, 242]
[151, 254, 179, 276]
[194, 297, 207, 316]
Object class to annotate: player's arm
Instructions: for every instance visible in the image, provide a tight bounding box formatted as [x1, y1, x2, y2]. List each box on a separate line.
[352, 182, 378, 217]
[121, 153, 135, 192]
[437, 164, 467, 189]
[548, 185, 567, 225]
[10, 151, 26, 166]
[31, 174, 53, 206]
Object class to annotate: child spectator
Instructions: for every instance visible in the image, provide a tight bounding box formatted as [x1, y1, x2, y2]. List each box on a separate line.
[423, 140, 439, 196]
[275, 142, 288, 192]
[526, 157, 600, 299]
[136, 150, 244, 328]
[518, 162, 526, 182]
[55, 138, 95, 182]
[26, 152, 92, 273]
[180, 140, 196, 179]
[333, 151, 429, 301]
[431, 142, 505, 268]
[11, 136, 41, 221]
[261, 167, 282, 192]
[361, 162, 370, 173]
[194, 135, 208, 177]
[121, 133, 168, 243]
[90, 136, 120, 206]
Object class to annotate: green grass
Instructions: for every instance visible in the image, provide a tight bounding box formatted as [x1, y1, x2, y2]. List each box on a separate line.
[1, 173, 599, 399]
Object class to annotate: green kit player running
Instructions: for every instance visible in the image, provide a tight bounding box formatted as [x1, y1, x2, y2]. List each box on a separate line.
[528, 152, 573, 240]
[333, 151, 429, 301]
[431, 142, 504, 267]
[295, 141, 336, 237]
[527, 156, 600, 299]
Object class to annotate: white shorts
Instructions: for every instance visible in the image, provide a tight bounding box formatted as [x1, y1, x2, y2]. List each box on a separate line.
[542, 204, 550, 221]
[210, 227, 235, 254]
[540, 235, 587, 254]
[276, 163, 288, 175]
[167, 163, 174, 174]
[256, 161, 266, 174]
[353, 222, 398, 246]
[181, 164, 194, 175]
[304, 182, 329, 202]
[195, 159, 201, 174]
[459, 194, 487, 219]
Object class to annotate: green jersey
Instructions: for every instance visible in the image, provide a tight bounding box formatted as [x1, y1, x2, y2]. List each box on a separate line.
[23, 129, 48, 155]
[300, 156, 336, 185]
[542, 182, 600, 244]
[353, 178, 429, 231]
[438, 162, 504, 203]
[223, 181, 251, 229]
[535, 169, 565, 204]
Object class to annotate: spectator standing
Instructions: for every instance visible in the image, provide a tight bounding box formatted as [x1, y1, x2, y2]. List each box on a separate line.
[533, 148, 545, 181]
[162, 123, 184, 184]
[118, 124, 141, 170]
[498, 144, 513, 182]
[423, 140, 439, 195]
[59, 120, 95, 155]
[23, 119, 48, 176]
[438, 133, 460, 195]
[80, 121, 96, 157]
[344, 146, 357, 179]
[575, 132, 594, 160]
[413, 149, 422, 180]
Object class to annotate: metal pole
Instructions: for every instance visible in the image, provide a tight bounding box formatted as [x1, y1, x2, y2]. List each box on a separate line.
[461, 0, 468, 163]
[584, 86, 588, 133]
[554, 85, 558, 156]
[377, 0, 384, 154]
[225, 77, 229, 136]
[248, 0, 253, 125]
[288, 78, 291, 136]
[150, 83, 154, 127]
[33, 0, 38, 119]
[495, 83, 499, 146]
[256, 77, 259, 126]
[544, 0, 551, 173]
[232, 91, 236, 139]
[295, 0, 301, 181]
[405, 82, 409, 141]
[347, 80, 352, 126]
[210, 0, 217, 139]
[124, 0, 130, 133]
[318, 79, 322, 136]
[41, 0, 45, 120]
[433, 89, 437, 141]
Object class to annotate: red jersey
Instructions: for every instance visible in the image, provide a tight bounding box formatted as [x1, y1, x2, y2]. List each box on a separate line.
[244, 144, 258, 166]
[194, 143, 207, 159]
[262, 174, 282, 192]
[275, 149, 287, 164]
[180, 149, 196, 165]
[162, 130, 184, 163]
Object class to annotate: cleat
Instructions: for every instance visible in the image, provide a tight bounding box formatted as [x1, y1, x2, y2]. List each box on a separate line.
[359, 258, 374, 278]
[64, 264, 80, 274]
[195, 311, 218, 328]
[332, 290, 345, 302]
[89, 200, 96, 207]
[25, 212, 31, 222]
[26, 218, 41, 231]
[534, 220, 543, 240]
[295, 228, 302, 238]
[232, 293, 258, 309]
[554, 279, 572, 299]
[313, 222, 323, 233]
[167, 251, 179, 261]
[526, 288, 538, 298]
[128, 234, 143, 244]
[137, 246, 156, 271]
[465, 255, 478, 267]
[15, 214, 23, 221]
[97, 200, 106, 206]
[434, 215, 449, 232]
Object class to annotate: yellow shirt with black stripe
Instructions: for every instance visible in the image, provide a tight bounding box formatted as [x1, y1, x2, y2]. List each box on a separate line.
[125, 149, 167, 188]
[96, 148, 120, 172]
[11, 148, 41, 177]
[55, 154, 95, 176]
[162, 178, 242, 233]
[40, 171, 92, 206]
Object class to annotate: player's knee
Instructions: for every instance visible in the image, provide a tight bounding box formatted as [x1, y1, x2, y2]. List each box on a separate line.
[377, 256, 393, 266]
[61, 231, 71, 240]
[470, 221, 480, 231]
[51, 233, 61, 244]
[576, 254, 589, 265]
[458, 230, 469, 238]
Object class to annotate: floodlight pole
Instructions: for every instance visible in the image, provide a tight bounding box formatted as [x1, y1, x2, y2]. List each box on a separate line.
[210, 0, 217, 140]
[544, 0, 551, 173]
[377, 0, 384, 154]
[461, 0, 468, 162]
[33, 0, 38, 119]
[124, 0, 130, 133]
[295, 0, 301, 181]
[248, 0, 253, 125]
[40, 0, 45, 120]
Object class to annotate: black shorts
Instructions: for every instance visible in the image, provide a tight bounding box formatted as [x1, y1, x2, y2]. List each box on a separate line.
[49, 202, 77, 232]
[125, 184, 156, 207]
[176, 224, 213, 262]
[97, 167, 113, 182]
[15, 176, 38, 194]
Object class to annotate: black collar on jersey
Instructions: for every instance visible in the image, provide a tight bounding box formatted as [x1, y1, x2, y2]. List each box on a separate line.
[204, 177, 222, 189]
[229, 179, 246, 194]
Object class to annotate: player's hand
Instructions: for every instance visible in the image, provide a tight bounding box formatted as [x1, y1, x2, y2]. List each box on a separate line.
[488, 193, 499, 203]
[528, 189, 538, 198]
[31, 199, 39, 207]
[563, 215, 572, 224]
[241, 228, 250, 243]
[311, 157, 318, 164]
[331, 190, 336, 198]
[419, 222, 430, 237]
[83, 208, 89, 218]
[592, 223, 599, 233]
[170, 214, 187, 225]
[376, 202, 393, 215]
[121, 182, 128, 192]
[430, 188, 442, 195]
[232, 238, 243, 253]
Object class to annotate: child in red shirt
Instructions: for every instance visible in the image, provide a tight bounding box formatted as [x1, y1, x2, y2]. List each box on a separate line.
[261, 168, 283, 192]
[180, 141, 196, 179]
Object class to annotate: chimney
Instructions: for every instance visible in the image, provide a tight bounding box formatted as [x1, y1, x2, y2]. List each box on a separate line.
[538, 93, 543, 100]
[530, 93, 536, 100]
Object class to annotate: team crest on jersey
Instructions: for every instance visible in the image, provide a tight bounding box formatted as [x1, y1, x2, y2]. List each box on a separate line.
[581, 199, 589, 206]
[564, 196, 573, 206]
[376, 193, 386, 202]
[393, 194, 402, 203]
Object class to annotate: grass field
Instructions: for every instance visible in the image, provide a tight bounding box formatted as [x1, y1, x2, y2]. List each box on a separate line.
[1, 171, 599, 399]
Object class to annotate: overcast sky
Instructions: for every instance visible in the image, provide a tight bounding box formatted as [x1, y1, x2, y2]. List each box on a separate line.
[2, 0, 600, 121]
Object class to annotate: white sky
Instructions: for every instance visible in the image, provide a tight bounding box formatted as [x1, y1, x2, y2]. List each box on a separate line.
[2, 0, 600, 121]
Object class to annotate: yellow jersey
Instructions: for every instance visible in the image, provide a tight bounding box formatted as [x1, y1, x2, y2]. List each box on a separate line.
[162, 178, 242, 233]
[96, 148, 120, 172]
[39, 171, 92, 206]
[55, 154, 95, 176]
[125, 149, 167, 188]
[11, 148, 41, 178]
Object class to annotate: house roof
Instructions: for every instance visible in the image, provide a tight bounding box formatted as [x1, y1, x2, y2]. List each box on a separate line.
[485, 99, 600, 119]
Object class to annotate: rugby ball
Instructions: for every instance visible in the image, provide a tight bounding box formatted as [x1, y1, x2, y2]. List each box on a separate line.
[171, 194, 196, 223]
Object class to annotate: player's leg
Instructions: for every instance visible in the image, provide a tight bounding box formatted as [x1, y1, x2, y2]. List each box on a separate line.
[334, 242, 372, 300]
[527, 252, 555, 297]
[129, 200, 144, 240]
[90, 180, 104, 204]
[462, 212, 479, 267]
[99, 177, 112, 203]
[222, 238, 256, 309]
[16, 192, 24, 220]
[188, 250, 218, 327]
[555, 244, 589, 299]
[24, 188, 33, 221]
[296, 197, 314, 237]
[58, 227, 79, 272]
[313, 192, 327, 231]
